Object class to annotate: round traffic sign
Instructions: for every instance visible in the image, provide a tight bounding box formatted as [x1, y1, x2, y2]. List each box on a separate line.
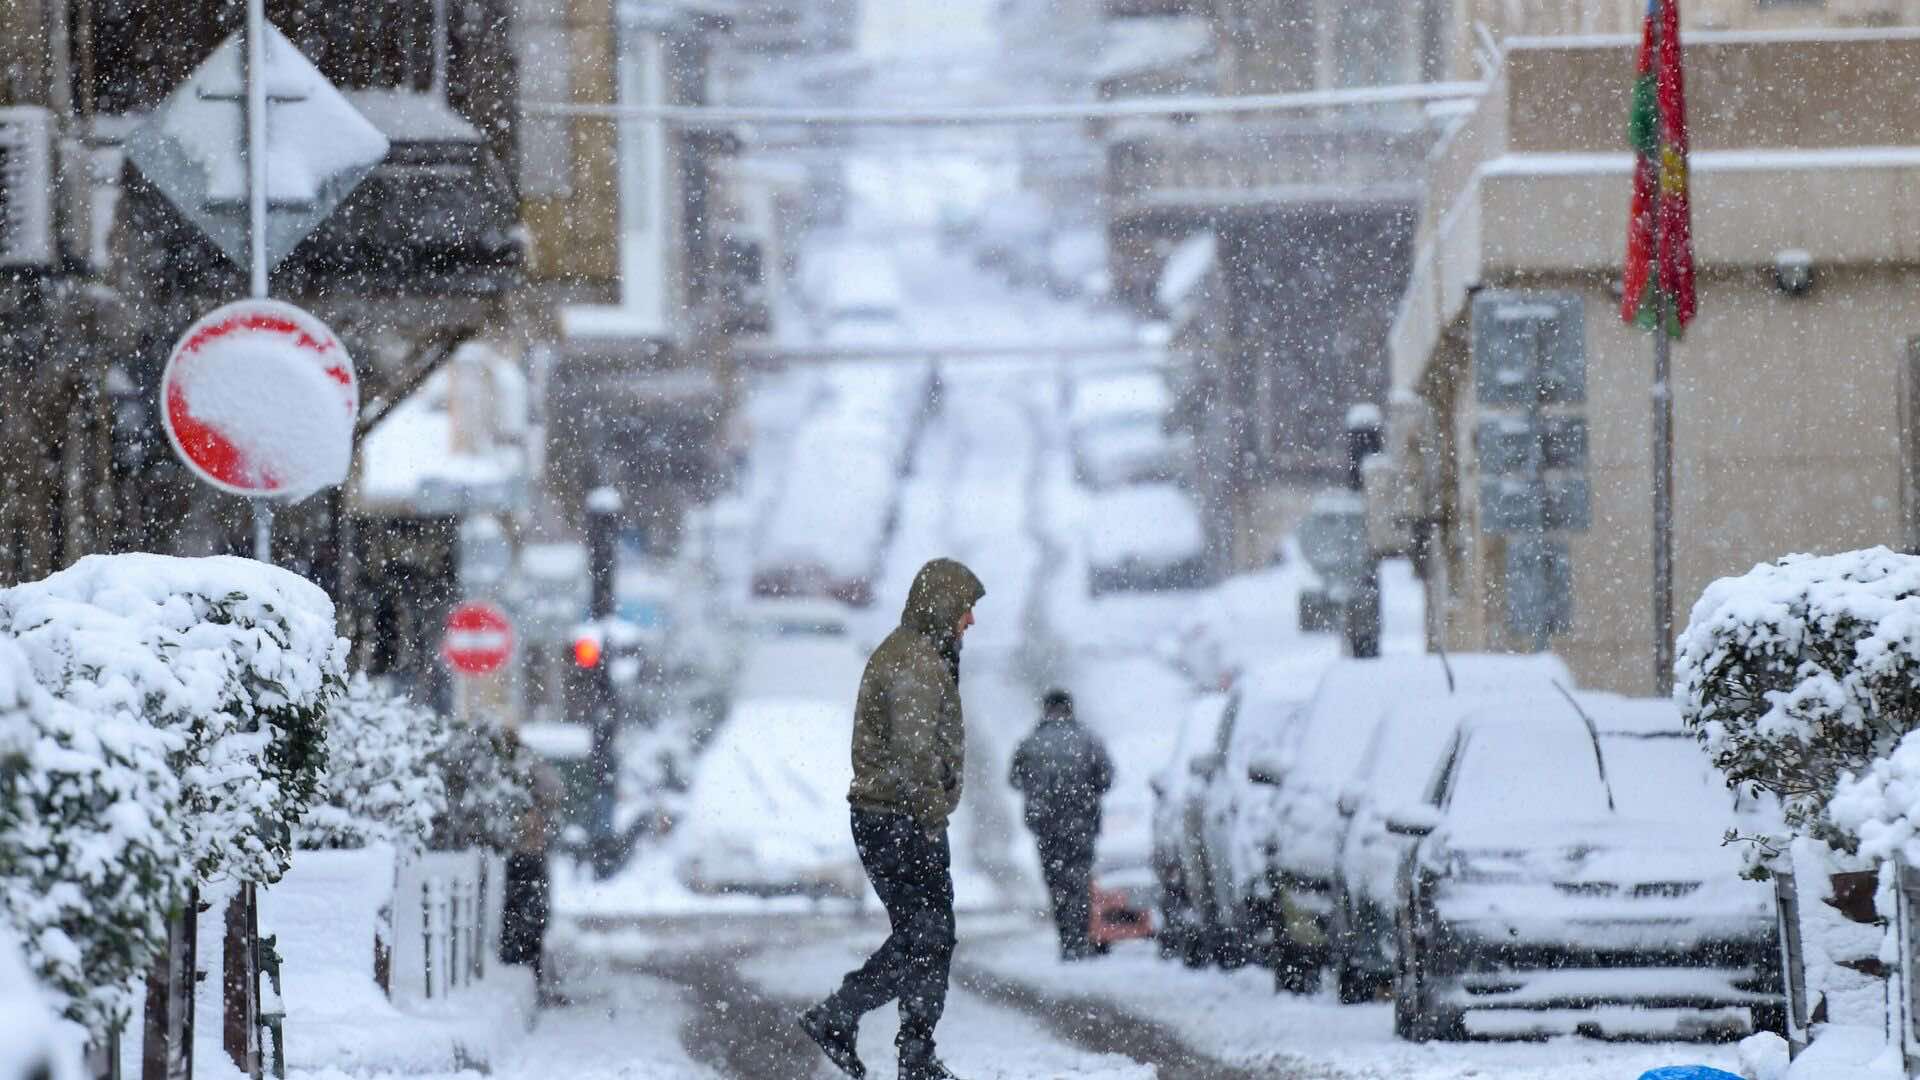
[443, 602, 514, 676]
[161, 299, 358, 500]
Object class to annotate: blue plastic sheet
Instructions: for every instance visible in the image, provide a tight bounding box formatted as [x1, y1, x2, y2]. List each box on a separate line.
[1637, 1069, 1743, 1080]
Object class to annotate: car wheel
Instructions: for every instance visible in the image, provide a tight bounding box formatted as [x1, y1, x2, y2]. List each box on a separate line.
[1180, 921, 1212, 968]
[1337, 958, 1376, 1005]
[1214, 929, 1252, 970]
[1751, 1002, 1788, 1037]
[1273, 946, 1322, 994]
[1409, 947, 1466, 1041]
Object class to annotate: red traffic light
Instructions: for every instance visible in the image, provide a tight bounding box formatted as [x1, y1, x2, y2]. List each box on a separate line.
[572, 635, 603, 669]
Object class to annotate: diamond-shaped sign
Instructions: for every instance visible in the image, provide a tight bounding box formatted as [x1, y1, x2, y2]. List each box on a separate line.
[126, 22, 388, 271]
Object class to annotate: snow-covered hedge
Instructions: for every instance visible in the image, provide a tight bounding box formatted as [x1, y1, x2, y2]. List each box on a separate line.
[0, 554, 347, 885]
[295, 675, 449, 852]
[1831, 726, 1920, 863]
[0, 919, 82, 1080]
[0, 635, 186, 1036]
[430, 723, 531, 855]
[1675, 547, 1920, 841]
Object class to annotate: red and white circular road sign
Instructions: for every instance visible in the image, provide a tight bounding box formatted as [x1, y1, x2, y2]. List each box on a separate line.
[161, 299, 359, 500]
[442, 602, 515, 676]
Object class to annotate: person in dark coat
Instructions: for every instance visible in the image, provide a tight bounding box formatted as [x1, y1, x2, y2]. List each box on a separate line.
[800, 558, 986, 1080]
[1009, 689, 1113, 961]
[498, 731, 566, 1006]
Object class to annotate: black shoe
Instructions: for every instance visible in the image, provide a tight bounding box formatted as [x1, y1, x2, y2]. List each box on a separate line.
[799, 1004, 866, 1079]
[899, 1055, 963, 1080]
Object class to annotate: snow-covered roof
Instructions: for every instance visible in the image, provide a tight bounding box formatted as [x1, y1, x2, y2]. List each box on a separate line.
[1155, 230, 1216, 311]
[355, 346, 528, 515]
[342, 89, 482, 144]
[1094, 15, 1214, 83]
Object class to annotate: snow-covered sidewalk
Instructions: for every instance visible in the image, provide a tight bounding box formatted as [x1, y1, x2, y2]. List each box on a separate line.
[967, 923, 1749, 1080]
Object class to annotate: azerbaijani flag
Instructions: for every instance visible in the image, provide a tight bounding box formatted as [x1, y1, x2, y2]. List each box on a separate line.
[1621, 0, 1696, 336]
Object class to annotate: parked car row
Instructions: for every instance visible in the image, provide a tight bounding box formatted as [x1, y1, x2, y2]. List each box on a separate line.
[752, 362, 935, 608]
[1151, 652, 1786, 1041]
[1069, 368, 1208, 598]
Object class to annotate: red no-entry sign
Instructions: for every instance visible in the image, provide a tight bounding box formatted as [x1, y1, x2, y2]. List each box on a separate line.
[160, 299, 358, 500]
[442, 602, 514, 676]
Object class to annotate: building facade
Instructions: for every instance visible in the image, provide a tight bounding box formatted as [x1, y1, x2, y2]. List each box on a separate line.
[1099, 0, 1449, 568]
[1386, 14, 1920, 694]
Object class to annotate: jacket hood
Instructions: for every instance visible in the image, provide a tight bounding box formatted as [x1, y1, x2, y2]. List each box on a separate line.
[902, 558, 985, 639]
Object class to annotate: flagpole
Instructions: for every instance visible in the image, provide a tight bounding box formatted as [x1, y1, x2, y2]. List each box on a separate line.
[1648, 0, 1676, 697]
[1652, 301, 1674, 695]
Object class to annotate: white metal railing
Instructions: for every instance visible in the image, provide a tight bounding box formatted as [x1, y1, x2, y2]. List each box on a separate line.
[383, 850, 504, 1005]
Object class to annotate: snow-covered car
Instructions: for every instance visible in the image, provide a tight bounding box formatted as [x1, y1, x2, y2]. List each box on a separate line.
[1193, 655, 1323, 968]
[741, 597, 853, 640]
[1255, 653, 1573, 989]
[1149, 692, 1236, 964]
[1084, 484, 1208, 596]
[1388, 699, 1783, 1041]
[675, 635, 868, 898]
[1328, 691, 1561, 1002]
[1068, 370, 1185, 490]
[1075, 420, 1192, 491]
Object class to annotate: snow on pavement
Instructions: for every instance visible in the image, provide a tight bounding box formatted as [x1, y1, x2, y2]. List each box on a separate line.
[742, 929, 1154, 1080]
[969, 926, 1749, 1080]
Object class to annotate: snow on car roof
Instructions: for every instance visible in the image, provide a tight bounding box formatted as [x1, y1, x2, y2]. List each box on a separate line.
[1573, 691, 1684, 736]
[1084, 484, 1203, 565]
[1163, 692, 1233, 771]
[1292, 653, 1573, 799]
[1357, 691, 1563, 809]
[736, 637, 865, 705]
[1068, 370, 1170, 429]
[1447, 712, 1610, 828]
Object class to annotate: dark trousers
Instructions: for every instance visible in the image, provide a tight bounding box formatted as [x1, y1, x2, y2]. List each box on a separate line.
[1034, 830, 1095, 956]
[827, 809, 956, 1049]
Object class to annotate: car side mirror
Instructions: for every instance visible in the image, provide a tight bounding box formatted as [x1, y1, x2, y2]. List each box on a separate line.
[1384, 805, 1442, 838]
[1247, 754, 1284, 787]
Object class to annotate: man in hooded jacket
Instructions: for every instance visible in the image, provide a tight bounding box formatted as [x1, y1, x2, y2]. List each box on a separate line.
[1010, 688, 1113, 960]
[801, 558, 985, 1080]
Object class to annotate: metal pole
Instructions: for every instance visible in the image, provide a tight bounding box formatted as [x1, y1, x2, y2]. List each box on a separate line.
[244, 0, 269, 300]
[236, 9, 270, 1074]
[1652, 313, 1674, 694]
[1648, 4, 1676, 697]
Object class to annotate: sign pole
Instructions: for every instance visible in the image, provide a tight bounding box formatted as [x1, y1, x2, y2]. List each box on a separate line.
[245, 0, 269, 300]
[230, 4, 270, 1075]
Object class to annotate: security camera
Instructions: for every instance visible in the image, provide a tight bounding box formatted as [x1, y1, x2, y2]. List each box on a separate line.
[1774, 249, 1814, 296]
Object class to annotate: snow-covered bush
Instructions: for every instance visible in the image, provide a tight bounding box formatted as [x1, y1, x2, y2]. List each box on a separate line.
[1831, 725, 1920, 863]
[0, 919, 82, 1080]
[0, 635, 186, 1036]
[1675, 547, 1920, 844]
[0, 554, 348, 885]
[430, 722, 531, 854]
[295, 675, 449, 852]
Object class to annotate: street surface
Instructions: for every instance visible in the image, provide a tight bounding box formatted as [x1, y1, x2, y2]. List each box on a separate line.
[527, 309, 1745, 1080]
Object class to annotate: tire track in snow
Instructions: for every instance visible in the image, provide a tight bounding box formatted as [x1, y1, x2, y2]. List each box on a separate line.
[955, 964, 1339, 1080]
[623, 947, 834, 1080]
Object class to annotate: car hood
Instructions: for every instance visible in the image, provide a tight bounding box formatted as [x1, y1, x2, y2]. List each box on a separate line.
[1443, 815, 1747, 880]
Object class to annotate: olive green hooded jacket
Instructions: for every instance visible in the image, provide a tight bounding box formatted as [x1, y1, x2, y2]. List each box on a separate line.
[847, 558, 986, 831]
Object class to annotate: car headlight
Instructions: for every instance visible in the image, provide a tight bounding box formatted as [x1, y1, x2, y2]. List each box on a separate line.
[1447, 850, 1533, 885]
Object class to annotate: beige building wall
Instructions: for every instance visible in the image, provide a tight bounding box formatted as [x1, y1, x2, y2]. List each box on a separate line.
[522, 0, 621, 287]
[1447, 0, 1920, 79]
[1391, 31, 1920, 695]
